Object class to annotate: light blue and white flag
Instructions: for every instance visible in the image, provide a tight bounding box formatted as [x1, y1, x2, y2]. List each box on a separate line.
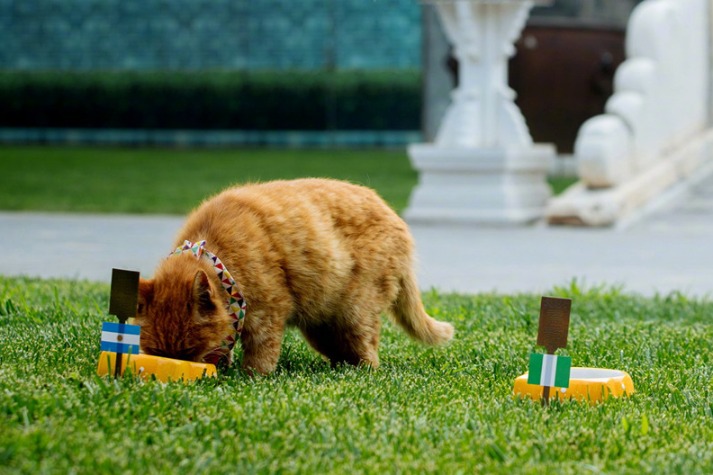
[528, 353, 571, 388]
[101, 321, 141, 354]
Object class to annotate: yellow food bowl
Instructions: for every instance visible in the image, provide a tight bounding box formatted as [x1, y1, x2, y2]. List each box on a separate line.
[97, 351, 217, 382]
[514, 367, 635, 403]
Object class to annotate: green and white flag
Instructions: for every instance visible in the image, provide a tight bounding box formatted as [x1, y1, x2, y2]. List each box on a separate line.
[528, 353, 571, 388]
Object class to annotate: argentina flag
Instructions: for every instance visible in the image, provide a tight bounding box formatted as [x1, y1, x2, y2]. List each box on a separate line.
[101, 322, 141, 354]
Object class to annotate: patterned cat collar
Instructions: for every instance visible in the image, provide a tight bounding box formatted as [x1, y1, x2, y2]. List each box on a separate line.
[172, 240, 247, 366]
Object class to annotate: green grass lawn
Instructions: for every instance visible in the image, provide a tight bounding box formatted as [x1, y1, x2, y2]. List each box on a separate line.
[0, 146, 417, 215]
[1, 277, 712, 474]
[0, 146, 576, 215]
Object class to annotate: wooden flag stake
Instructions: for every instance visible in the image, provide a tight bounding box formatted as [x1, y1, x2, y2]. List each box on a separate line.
[109, 269, 140, 377]
[536, 296, 571, 406]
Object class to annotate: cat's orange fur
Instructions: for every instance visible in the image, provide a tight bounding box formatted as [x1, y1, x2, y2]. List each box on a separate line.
[136, 178, 454, 374]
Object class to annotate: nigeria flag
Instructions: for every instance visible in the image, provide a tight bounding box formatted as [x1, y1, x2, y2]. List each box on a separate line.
[528, 353, 571, 388]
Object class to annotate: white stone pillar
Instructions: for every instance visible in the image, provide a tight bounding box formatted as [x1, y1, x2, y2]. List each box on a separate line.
[405, 0, 555, 225]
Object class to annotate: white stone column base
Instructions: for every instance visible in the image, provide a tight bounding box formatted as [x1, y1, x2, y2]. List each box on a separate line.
[404, 143, 554, 226]
[546, 127, 713, 227]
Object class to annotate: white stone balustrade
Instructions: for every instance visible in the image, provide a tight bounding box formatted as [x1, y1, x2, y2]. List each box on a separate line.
[548, 0, 712, 226]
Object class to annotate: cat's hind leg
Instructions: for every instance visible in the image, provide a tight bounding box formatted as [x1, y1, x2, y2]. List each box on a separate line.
[299, 316, 381, 369]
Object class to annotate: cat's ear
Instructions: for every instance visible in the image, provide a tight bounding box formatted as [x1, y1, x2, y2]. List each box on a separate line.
[193, 270, 216, 314]
[137, 278, 154, 316]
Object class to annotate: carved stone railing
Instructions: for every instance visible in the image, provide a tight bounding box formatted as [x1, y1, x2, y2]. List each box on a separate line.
[547, 0, 712, 226]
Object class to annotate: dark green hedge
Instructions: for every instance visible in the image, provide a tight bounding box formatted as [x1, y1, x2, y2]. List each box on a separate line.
[0, 70, 421, 130]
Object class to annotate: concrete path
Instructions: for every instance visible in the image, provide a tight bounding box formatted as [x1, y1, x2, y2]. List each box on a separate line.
[413, 170, 713, 297]
[1, 173, 712, 297]
[0, 213, 184, 283]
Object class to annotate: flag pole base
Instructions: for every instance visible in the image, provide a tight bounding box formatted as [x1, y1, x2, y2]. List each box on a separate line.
[514, 367, 635, 404]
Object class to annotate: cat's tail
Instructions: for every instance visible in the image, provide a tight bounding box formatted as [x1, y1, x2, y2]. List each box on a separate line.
[391, 272, 454, 345]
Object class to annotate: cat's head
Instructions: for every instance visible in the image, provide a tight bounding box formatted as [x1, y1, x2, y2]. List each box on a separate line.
[135, 254, 234, 363]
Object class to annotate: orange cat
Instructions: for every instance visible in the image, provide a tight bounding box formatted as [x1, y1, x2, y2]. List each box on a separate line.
[135, 178, 454, 374]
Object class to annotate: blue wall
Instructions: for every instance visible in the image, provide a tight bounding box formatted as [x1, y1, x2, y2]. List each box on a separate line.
[0, 0, 421, 71]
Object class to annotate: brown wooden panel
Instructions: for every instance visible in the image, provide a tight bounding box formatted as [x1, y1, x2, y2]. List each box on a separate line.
[508, 23, 626, 154]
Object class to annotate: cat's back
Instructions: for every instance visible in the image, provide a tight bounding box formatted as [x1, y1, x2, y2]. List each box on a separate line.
[229, 178, 393, 215]
[181, 178, 409, 250]
[209, 178, 401, 228]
